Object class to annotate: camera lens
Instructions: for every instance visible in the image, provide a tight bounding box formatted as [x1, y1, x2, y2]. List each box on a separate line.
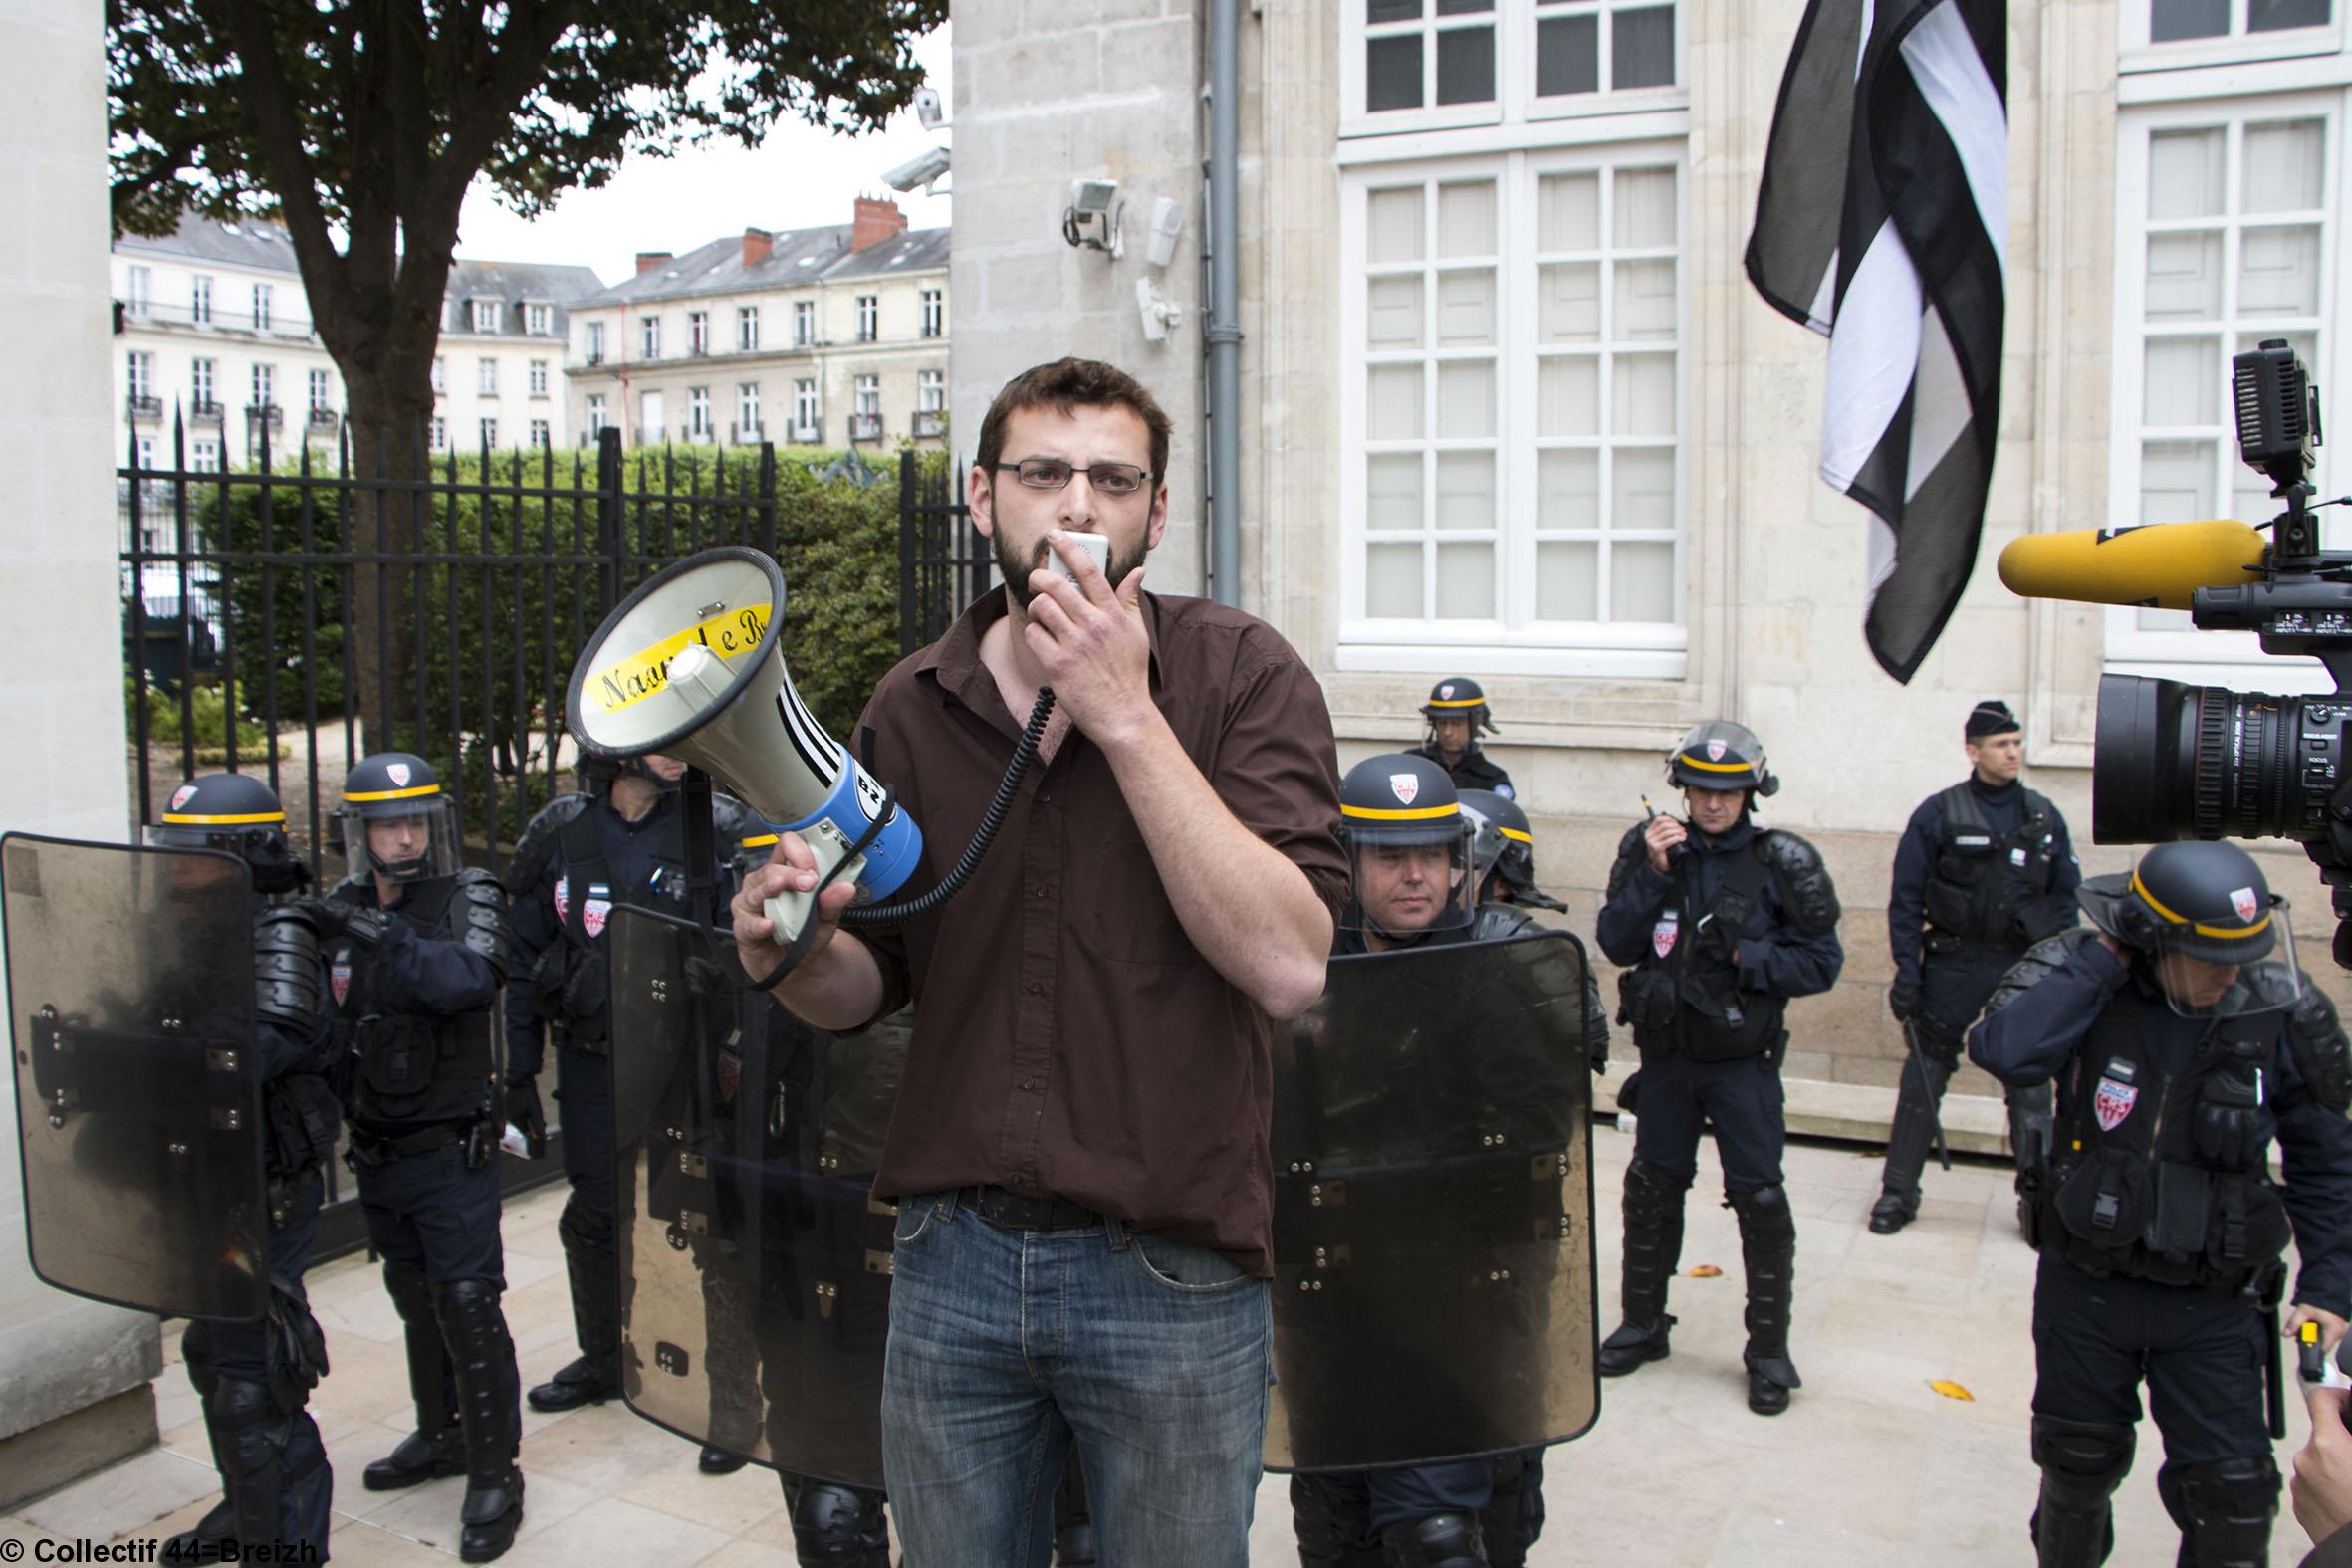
[2093, 673, 2321, 843]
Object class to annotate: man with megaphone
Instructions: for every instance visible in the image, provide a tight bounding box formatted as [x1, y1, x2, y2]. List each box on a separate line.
[731, 358, 1349, 1566]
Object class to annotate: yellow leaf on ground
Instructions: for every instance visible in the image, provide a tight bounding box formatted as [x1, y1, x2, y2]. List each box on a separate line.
[1929, 1380, 1976, 1402]
[1687, 1264, 1723, 1278]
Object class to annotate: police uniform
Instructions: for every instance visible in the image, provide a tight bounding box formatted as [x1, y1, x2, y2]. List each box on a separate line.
[1592, 723, 1843, 1416]
[1872, 701, 2079, 1233]
[1287, 756, 1573, 1568]
[1407, 678, 1515, 800]
[504, 769, 748, 1420]
[308, 753, 525, 1564]
[151, 777, 341, 1566]
[1971, 841, 2352, 1567]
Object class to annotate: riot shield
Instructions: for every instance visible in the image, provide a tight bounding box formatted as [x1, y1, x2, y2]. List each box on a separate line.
[1265, 930, 1598, 1471]
[3, 834, 268, 1320]
[608, 905, 903, 1488]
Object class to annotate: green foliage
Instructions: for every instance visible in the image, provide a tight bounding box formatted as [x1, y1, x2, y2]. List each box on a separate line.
[125, 677, 273, 761]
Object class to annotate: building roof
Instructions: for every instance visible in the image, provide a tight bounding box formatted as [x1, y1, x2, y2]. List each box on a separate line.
[441, 257, 610, 339]
[116, 212, 305, 275]
[577, 222, 949, 308]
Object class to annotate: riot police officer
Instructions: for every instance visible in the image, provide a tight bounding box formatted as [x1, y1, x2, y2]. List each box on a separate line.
[1288, 755, 1571, 1568]
[1592, 722, 1843, 1416]
[1871, 699, 2079, 1234]
[1459, 788, 1608, 1072]
[298, 753, 525, 1563]
[149, 775, 341, 1566]
[1971, 841, 2352, 1567]
[1408, 679, 1515, 800]
[504, 753, 747, 1472]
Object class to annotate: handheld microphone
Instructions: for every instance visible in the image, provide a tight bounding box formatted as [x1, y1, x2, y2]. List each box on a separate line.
[1996, 520, 2266, 609]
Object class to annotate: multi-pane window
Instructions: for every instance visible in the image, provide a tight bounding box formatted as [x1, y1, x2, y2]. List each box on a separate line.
[529, 359, 549, 396]
[432, 357, 447, 394]
[1346, 153, 1684, 649]
[308, 368, 332, 412]
[794, 379, 820, 426]
[1348, 0, 1680, 126]
[795, 301, 816, 346]
[126, 351, 153, 403]
[251, 363, 275, 409]
[429, 417, 448, 452]
[190, 438, 221, 472]
[478, 357, 498, 395]
[1533, 0, 1675, 98]
[586, 394, 606, 436]
[641, 315, 662, 358]
[1363, 0, 1497, 114]
[688, 386, 713, 439]
[921, 290, 944, 337]
[689, 310, 710, 355]
[191, 357, 216, 408]
[253, 283, 273, 331]
[586, 322, 605, 363]
[2110, 103, 2341, 661]
[919, 368, 945, 411]
[530, 417, 550, 448]
[855, 374, 881, 415]
[2151, 0, 2330, 43]
[125, 265, 150, 319]
[190, 275, 213, 325]
[856, 296, 878, 341]
[480, 416, 499, 449]
[526, 303, 551, 336]
[473, 299, 501, 333]
[738, 383, 761, 433]
[735, 307, 758, 350]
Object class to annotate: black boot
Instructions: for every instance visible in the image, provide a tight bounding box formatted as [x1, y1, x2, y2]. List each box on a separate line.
[1872, 1034, 1953, 1234]
[1381, 1512, 1486, 1568]
[1597, 1160, 1687, 1377]
[160, 1501, 235, 1564]
[366, 1262, 465, 1490]
[529, 1204, 620, 1413]
[782, 1475, 891, 1568]
[2168, 1454, 2278, 1568]
[699, 1447, 749, 1475]
[1291, 1473, 1381, 1568]
[1733, 1185, 1801, 1416]
[433, 1279, 524, 1564]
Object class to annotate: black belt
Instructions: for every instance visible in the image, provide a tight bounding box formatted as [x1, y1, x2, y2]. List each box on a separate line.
[958, 1184, 1104, 1232]
[347, 1119, 470, 1166]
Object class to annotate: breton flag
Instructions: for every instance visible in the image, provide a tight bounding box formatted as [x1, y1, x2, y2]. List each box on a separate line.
[1746, 0, 2007, 684]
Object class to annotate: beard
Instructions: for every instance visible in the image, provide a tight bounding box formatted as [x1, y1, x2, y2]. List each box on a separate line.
[997, 530, 1149, 613]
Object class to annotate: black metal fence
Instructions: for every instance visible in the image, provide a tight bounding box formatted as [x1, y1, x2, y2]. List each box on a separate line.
[897, 448, 990, 654]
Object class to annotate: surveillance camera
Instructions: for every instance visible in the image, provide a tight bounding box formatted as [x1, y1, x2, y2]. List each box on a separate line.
[1063, 178, 1124, 257]
[882, 145, 952, 195]
[914, 85, 947, 132]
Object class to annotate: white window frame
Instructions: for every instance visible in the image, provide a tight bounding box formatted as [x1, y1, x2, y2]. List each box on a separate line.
[1343, 0, 1506, 137]
[472, 299, 501, 333]
[688, 385, 713, 440]
[921, 289, 944, 336]
[526, 302, 552, 336]
[308, 367, 332, 412]
[794, 379, 820, 425]
[251, 362, 274, 409]
[252, 282, 273, 331]
[738, 305, 761, 351]
[2121, 0, 2342, 75]
[586, 394, 607, 436]
[190, 275, 213, 325]
[585, 321, 605, 364]
[856, 295, 878, 341]
[2103, 88, 2349, 692]
[737, 382, 761, 432]
[689, 309, 710, 356]
[641, 315, 662, 359]
[1337, 144, 1689, 678]
[479, 415, 499, 449]
[126, 351, 153, 402]
[431, 356, 446, 395]
[795, 300, 816, 346]
[918, 368, 945, 411]
[529, 359, 549, 397]
[125, 265, 150, 319]
[1342, 0, 1687, 141]
[191, 357, 215, 408]
[190, 437, 221, 473]
[530, 416, 551, 448]
[429, 417, 448, 452]
[478, 357, 498, 395]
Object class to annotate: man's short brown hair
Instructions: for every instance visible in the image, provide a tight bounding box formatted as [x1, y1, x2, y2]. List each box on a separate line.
[974, 358, 1173, 486]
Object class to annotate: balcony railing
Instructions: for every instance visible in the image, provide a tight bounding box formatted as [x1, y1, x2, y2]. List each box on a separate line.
[245, 403, 284, 427]
[125, 395, 163, 421]
[848, 412, 884, 443]
[306, 407, 340, 432]
[911, 410, 946, 439]
[786, 419, 822, 443]
[731, 422, 764, 445]
[189, 400, 224, 426]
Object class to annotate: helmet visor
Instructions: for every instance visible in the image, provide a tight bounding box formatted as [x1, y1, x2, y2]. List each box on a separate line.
[339, 796, 459, 882]
[2148, 901, 2299, 1018]
[1343, 828, 1475, 943]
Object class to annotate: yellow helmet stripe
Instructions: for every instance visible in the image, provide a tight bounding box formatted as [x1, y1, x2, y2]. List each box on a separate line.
[1676, 750, 1754, 775]
[162, 810, 285, 825]
[2129, 870, 2272, 941]
[1424, 696, 1485, 709]
[1341, 802, 1460, 822]
[1499, 825, 1534, 844]
[344, 784, 442, 802]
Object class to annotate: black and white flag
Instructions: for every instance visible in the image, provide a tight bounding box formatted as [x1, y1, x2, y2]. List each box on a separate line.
[1746, 0, 2007, 684]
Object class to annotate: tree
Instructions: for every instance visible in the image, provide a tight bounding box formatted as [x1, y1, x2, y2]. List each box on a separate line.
[108, 0, 946, 748]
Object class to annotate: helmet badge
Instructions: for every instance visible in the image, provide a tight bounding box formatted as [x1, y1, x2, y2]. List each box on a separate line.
[1390, 773, 1420, 806]
[169, 784, 197, 811]
[2231, 886, 2259, 925]
[1706, 738, 1728, 762]
[386, 762, 412, 787]
[1438, 684, 1456, 700]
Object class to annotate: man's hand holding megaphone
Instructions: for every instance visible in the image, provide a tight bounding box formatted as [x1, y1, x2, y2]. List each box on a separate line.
[732, 836, 875, 1009]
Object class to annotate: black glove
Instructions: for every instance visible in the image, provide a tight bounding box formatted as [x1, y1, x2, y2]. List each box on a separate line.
[503, 1074, 546, 1147]
[2192, 1054, 2273, 1171]
[1889, 981, 1920, 1022]
[292, 897, 387, 950]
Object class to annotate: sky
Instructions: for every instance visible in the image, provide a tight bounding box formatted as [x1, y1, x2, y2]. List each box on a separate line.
[451, 26, 953, 287]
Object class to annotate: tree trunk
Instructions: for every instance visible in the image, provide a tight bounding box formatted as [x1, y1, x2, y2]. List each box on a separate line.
[337, 343, 436, 757]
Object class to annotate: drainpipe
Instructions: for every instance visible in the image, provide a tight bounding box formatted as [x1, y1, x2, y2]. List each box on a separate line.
[1206, 0, 1242, 607]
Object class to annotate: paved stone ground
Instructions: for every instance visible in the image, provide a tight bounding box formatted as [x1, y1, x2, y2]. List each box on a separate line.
[4, 1127, 2335, 1565]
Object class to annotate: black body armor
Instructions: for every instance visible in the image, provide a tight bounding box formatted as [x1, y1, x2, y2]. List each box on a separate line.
[1922, 782, 2065, 950]
[328, 870, 507, 1130]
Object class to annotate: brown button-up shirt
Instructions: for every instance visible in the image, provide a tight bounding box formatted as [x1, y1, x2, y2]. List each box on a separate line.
[847, 587, 1347, 1275]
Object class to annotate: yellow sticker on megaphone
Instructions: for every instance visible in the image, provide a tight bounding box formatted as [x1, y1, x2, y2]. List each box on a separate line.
[589, 603, 771, 715]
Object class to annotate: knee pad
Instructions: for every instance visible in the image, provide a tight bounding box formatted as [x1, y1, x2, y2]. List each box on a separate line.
[2173, 1454, 2278, 1567]
[181, 1321, 219, 1399]
[559, 1194, 615, 1259]
[2031, 1417, 2135, 1509]
[787, 1480, 887, 1562]
[1293, 1473, 1376, 1562]
[1730, 1185, 1795, 1246]
[1623, 1161, 1692, 1228]
[1380, 1511, 1485, 1568]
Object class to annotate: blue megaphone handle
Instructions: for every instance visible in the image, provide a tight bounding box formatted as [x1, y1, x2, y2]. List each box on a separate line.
[770, 756, 923, 903]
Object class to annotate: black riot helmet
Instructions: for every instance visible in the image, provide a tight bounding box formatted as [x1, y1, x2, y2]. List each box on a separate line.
[144, 773, 309, 894]
[1419, 678, 1497, 747]
[1665, 720, 1779, 798]
[339, 752, 459, 882]
[2078, 841, 2299, 1015]
[1458, 788, 1568, 913]
[1337, 754, 1475, 939]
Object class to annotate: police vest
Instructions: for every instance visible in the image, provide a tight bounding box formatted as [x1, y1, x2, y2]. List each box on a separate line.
[2032, 988, 2292, 1291]
[328, 875, 500, 1130]
[531, 806, 692, 1048]
[1617, 840, 1785, 1063]
[1922, 783, 2060, 950]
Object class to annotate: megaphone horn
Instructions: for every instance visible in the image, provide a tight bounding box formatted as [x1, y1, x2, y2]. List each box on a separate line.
[565, 547, 923, 939]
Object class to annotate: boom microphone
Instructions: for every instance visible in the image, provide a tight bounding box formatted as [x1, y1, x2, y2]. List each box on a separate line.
[1996, 520, 2266, 609]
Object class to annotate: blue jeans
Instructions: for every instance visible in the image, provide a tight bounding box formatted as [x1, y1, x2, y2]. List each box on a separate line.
[879, 1191, 1273, 1567]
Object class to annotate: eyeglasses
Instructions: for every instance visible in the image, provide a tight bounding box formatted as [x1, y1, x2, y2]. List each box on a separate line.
[994, 458, 1152, 496]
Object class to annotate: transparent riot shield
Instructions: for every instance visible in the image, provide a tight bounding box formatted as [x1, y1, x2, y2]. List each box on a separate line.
[608, 905, 903, 1488]
[1265, 930, 1598, 1471]
[3, 834, 268, 1320]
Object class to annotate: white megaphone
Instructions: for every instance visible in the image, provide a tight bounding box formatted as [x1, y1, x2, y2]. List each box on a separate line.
[565, 547, 923, 941]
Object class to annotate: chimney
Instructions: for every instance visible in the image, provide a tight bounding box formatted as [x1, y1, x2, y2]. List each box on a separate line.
[634, 251, 672, 275]
[850, 197, 907, 254]
[742, 227, 775, 268]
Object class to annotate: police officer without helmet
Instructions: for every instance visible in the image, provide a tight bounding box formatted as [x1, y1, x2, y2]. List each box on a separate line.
[147, 776, 341, 1566]
[503, 750, 750, 1477]
[1593, 722, 1844, 1416]
[1287, 755, 1573, 1568]
[1971, 840, 2352, 1568]
[295, 753, 526, 1563]
[1408, 678, 1514, 800]
[1873, 698, 2080, 1235]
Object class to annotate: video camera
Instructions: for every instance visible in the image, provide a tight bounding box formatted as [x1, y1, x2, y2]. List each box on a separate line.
[2001, 341, 2352, 962]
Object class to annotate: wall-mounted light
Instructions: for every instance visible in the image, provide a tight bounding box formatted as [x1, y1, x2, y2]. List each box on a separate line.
[1063, 179, 1123, 257]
